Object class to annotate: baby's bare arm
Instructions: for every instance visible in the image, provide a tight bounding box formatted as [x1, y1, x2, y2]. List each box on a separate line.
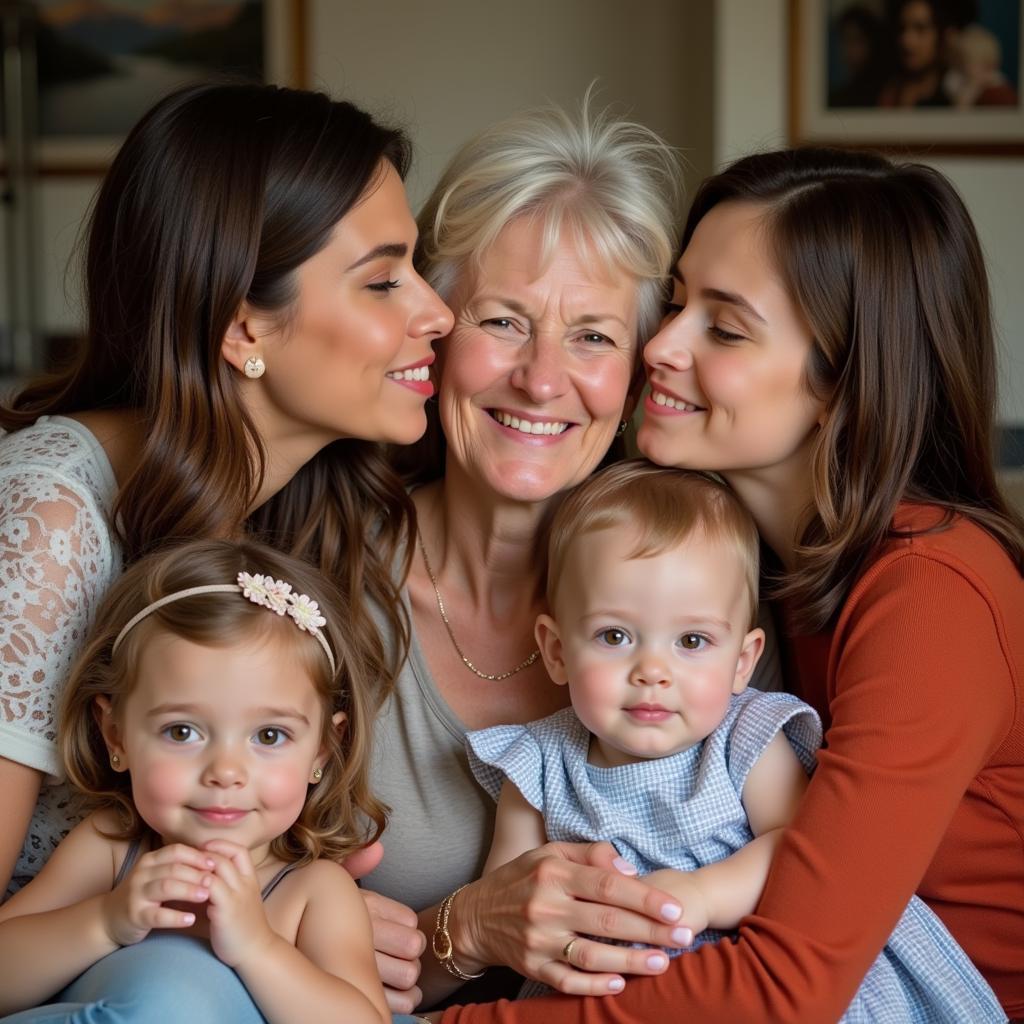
[482, 781, 548, 874]
[647, 732, 809, 937]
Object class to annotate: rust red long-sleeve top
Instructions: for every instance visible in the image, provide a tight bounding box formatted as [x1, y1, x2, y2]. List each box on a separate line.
[442, 506, 1024, 1023]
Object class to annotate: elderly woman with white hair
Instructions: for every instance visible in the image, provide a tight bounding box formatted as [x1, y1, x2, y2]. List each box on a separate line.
[359, 99, 781, 1017]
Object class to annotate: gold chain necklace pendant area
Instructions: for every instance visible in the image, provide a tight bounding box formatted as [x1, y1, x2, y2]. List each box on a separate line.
[417, 532, 541, 682]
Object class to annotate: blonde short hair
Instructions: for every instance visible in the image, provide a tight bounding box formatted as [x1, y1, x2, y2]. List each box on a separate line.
[546, 460, 760, 626]
[417, 90, 683, 346]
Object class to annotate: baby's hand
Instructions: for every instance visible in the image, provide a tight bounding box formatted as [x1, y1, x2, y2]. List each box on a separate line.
[101, 843, 214, 947]
[643, 869, 708, 946]
[202, 840, 277, 968]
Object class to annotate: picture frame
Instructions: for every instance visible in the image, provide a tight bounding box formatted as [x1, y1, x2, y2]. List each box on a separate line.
[8, 0, 307, 174]
[789, 0, 1024, 155]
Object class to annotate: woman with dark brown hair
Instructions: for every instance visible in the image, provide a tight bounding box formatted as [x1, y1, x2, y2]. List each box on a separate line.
[431, 148, 1023, 1021]
[0, 80, 452, 903]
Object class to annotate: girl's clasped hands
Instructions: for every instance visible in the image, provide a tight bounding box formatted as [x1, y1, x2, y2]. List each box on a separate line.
[102, 839, 280, 968]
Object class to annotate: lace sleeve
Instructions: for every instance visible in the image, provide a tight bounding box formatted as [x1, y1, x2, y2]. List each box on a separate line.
[0, 468, 118, 779]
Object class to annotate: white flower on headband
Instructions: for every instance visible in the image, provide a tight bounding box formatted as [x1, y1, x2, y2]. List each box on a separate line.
[264, 578, 293, 615]
[238, 571, 325, 633]
[237, 572, 292, 615]
[289, 593, 326, 633]
[238, 572, 271, 605]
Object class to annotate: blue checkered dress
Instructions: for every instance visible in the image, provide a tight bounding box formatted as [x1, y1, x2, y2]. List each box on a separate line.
[466, 690, 1005, 1022]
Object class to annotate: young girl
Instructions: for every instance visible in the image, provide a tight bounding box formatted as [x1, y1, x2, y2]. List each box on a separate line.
[0, 539, 390, 1024]
[462, 461, 1003, 1021]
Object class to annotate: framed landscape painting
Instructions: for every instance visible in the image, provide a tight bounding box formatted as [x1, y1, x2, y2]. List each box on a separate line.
[790, 0, 1024, 154]
[27, 0, 306, 172]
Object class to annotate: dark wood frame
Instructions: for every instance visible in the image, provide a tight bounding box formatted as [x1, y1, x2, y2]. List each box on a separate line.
[13, 0, 307, 176]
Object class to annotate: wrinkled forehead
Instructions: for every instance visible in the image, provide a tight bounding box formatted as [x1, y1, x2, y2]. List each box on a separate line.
[465, 212, 640, 297]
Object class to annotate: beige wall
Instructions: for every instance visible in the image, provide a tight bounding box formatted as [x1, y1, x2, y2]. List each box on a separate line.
[307, 0, 712, 210]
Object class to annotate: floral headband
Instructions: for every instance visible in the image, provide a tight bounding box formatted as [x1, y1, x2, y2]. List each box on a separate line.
[110, 571, 335, 674]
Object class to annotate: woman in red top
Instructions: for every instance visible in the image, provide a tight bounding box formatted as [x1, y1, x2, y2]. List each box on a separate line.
[434, 148, 1024, 1021]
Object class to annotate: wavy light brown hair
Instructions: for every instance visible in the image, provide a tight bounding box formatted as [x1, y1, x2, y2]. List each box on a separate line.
[0, 81, 414, 701]
[682, 147, 1024, 631]
[546, 459, 760, 628]
[59, 539, 383, 864]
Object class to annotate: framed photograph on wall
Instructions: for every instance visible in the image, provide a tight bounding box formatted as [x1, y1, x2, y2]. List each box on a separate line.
[19, 0, 306, 173]
[789, 0, 1024, 154]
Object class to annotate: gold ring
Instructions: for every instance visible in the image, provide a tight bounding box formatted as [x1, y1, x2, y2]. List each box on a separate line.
[562, 937, 579, 964]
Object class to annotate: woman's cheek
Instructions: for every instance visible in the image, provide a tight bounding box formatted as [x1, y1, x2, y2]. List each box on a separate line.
[443, 331, 513, 394]
[578, 355, 634, 421]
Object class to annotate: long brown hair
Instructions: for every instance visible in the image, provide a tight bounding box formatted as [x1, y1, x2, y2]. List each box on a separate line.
[60, 539, 384, 864]
[1, 82, 414, 698]
[682, 147, 1024, 631]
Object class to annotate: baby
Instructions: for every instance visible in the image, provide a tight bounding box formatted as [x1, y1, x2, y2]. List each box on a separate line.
[465, 460, 1003, 1021]
[945, 23, 1019, 108]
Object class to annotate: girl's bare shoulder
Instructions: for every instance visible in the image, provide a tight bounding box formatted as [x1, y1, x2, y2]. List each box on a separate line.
[278, 857, 361, 901]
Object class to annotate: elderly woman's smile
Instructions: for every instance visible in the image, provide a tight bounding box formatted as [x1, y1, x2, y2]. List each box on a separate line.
[488, 410, 571, 437]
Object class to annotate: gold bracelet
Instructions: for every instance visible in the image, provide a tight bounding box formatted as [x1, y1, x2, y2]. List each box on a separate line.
[432, 883, 485, 981]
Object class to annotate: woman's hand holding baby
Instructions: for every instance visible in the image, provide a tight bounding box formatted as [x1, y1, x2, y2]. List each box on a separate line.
[450, 842, 686, 996]
[642, 869, 705, 945]
[101, 843, 215, 946]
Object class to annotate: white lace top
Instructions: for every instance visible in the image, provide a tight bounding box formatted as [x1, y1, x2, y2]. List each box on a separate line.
[0, 415, 120, 896]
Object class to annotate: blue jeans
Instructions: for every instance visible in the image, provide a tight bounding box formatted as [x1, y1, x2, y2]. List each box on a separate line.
[0, 935, 265, 1024]
[0, 934, 423, 1024]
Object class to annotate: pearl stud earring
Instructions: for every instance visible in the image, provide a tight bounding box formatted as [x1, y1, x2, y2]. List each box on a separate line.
[243, 356, 266, 379]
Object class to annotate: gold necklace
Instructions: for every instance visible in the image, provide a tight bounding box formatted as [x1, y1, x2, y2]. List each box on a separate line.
[417, 531, 541, 682]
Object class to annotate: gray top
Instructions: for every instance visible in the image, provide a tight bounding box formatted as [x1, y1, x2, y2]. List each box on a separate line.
[362, 601, 496, 911]
[361, 593, 783, 913]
